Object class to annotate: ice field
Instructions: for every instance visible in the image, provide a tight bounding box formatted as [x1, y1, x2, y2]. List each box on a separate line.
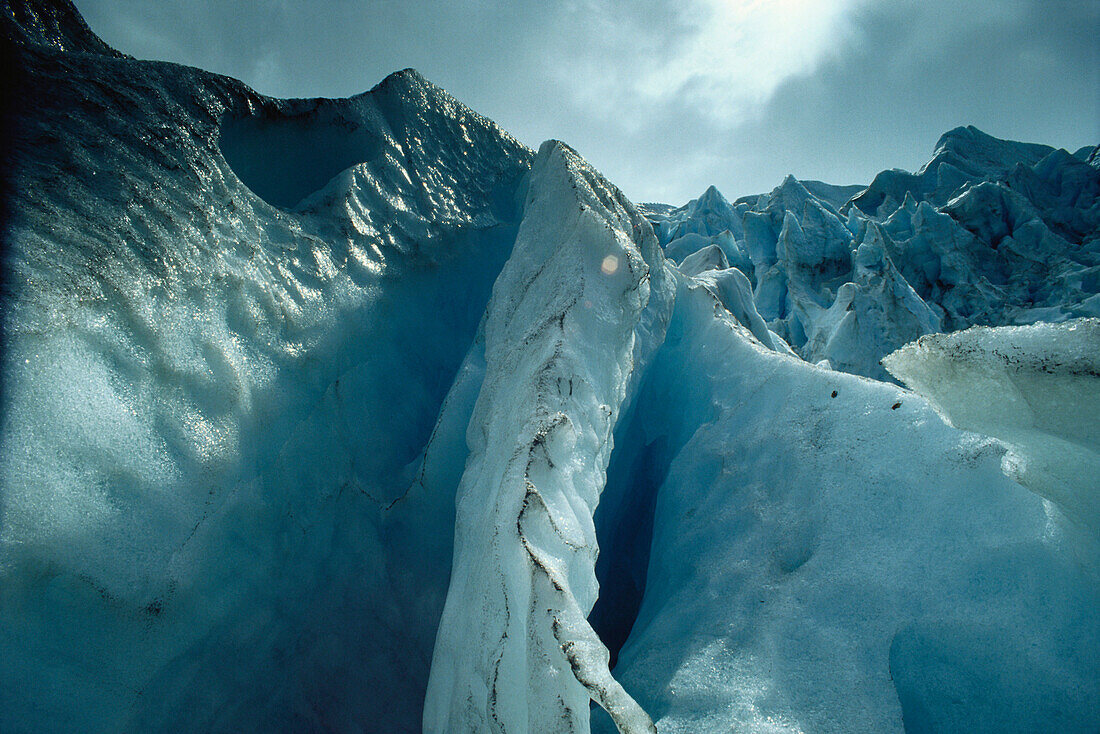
[1, 2, 1098, 732]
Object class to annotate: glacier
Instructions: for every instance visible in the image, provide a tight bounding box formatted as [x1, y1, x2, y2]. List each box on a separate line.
[643, 127, 1100, 382]
[1, 1, 1098, 732]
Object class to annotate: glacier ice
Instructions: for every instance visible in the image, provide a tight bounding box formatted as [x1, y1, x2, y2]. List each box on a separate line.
[424, 140, 663, 734]
[884, 319, 1100, 535]
[590, 273, 1099, 733]
[1, 5, 531, 729]
[646, 127, 1100, 382]
[2, 1, 1099, 733]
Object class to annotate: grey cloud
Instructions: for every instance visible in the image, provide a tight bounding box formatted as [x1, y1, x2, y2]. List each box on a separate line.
[74, 0, 1099, 205]
[685, 0, 1100, 202]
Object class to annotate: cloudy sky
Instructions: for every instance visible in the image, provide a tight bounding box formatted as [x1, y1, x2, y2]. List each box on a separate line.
[75, 0, 1099, 204]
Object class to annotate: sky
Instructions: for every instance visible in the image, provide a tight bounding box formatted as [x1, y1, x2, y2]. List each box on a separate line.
[74, 0, 1100, 205]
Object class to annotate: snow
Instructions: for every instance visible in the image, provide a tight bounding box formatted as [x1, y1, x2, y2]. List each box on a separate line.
[2, 2, 1098, 733]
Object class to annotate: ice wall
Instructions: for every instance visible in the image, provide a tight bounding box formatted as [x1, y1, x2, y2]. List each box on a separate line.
[1, 4, 533, 729]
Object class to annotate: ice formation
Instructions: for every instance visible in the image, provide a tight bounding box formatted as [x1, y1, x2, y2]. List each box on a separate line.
[1, 1, 1098, 733]
[1, 3, 531, 729]
[646, 127, 1100, 381]
[884, 320, 1100, 535]
[424, 141, 664, 733]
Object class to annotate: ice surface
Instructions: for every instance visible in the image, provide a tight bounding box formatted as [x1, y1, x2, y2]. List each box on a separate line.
[3, 2, 1098, 733]
[884, 319, 1100, 534]
[592, 277, 1100, 733]
[1, 5, 532, 729]
[2, 0, 120, 54]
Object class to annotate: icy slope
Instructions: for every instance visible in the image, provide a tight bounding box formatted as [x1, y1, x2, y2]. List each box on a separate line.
[591, 272, 1100, 734]
[1, 2, 532, 730]
[647, 126, 1100, 380]
[884, 319, 1100, 535]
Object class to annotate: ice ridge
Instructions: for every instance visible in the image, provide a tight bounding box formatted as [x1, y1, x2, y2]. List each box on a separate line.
[424, 140, 660, 733]
[646, 127, 1100, 380]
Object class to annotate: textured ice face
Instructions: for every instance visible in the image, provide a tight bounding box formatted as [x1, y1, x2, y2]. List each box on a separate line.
[424, 140, 666, 734]
[1, 6, 532, 729]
